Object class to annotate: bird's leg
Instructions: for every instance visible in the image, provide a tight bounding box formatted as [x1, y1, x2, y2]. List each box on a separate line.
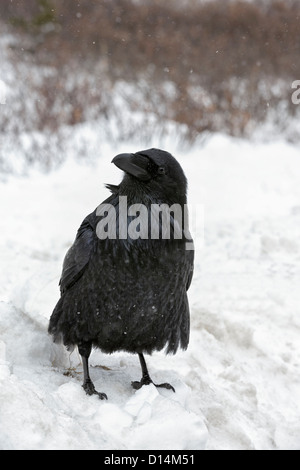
[131, 353, 175, 393]
[78, 341, 107, 400]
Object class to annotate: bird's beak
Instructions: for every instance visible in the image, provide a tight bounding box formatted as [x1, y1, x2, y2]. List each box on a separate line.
[112, 153, 151, 181]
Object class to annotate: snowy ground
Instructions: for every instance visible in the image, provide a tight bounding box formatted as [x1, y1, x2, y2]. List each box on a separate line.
[0, 133, 300, 450]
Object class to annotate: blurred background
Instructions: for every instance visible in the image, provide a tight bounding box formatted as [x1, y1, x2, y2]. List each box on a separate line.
[1, 0, 300, 173]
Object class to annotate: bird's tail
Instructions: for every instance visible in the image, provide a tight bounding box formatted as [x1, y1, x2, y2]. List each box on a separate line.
[48, 297, 64, 344]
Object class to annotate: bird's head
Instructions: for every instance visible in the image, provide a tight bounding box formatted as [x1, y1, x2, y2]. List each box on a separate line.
[112, 148, 188, 206]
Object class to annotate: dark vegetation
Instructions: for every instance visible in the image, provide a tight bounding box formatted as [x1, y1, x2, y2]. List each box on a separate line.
[0, 0, 300, 169]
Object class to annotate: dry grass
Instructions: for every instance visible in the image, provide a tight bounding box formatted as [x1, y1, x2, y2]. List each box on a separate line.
[1, 0, 300, 168]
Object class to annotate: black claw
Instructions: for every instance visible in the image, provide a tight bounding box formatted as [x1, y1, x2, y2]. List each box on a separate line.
[83, 380, 107, 400]
[131, 377, 175, 393]
[131, 380, 143, 390]
[155, 382, 176, 393]
[96, 391, 108, 400]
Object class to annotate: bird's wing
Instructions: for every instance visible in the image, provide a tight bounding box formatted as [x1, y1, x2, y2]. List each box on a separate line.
[59, 211, 96, 294]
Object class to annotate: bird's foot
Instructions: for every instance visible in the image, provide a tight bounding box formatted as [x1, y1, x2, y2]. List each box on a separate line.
[82, 379, 107, 400]
[131, 376, 152, 390]
[131, 375, 175, 393]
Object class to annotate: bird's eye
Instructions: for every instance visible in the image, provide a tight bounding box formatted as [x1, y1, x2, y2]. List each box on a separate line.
[158, 166, 166, 175]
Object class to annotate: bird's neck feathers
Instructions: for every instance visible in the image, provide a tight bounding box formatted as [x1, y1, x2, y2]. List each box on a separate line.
[105, 184, 119, 194]
[100, 180, 189, 251]
[115, 175, 187, 208]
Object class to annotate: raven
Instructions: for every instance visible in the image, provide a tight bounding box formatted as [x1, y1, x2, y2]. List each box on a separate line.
[48, 148, 194, 399]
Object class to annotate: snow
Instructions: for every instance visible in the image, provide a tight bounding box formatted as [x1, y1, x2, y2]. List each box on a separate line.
[0, 133, 300, 450]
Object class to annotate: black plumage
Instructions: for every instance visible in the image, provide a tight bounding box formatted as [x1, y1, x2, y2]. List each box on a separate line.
[48, 148, 194, 399]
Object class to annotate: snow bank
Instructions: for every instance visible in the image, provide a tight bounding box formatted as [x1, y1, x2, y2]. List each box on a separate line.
[0, 135, 300, 449]
[0, 301, 207, 450]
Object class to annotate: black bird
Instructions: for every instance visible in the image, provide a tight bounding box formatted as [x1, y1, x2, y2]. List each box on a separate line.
[48, 148, 194, 399]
